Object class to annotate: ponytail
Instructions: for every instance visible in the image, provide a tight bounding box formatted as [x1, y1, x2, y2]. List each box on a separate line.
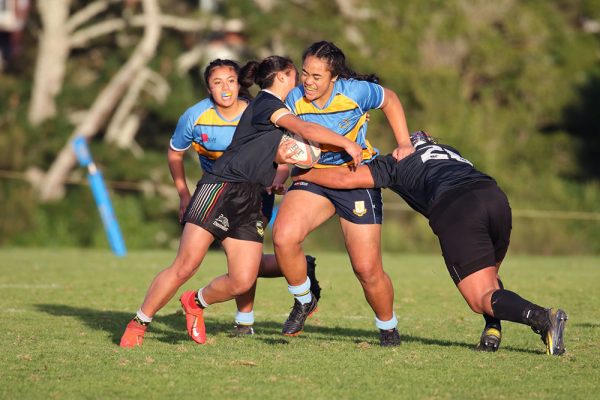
[239, 56, 296, 89]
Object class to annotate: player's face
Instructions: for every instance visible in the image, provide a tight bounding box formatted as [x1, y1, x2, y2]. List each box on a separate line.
[281, 67, 299, 97]
[207, 66, 240, 108]
[301, 55, 336, 105]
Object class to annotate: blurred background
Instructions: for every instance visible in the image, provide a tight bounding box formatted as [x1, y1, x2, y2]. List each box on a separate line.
[1, 0, 599, 255]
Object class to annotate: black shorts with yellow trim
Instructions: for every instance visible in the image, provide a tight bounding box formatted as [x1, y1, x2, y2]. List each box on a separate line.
[289, 181, 382, 224]
[428, 181, 512, 285]
[183, 181, 266, 243]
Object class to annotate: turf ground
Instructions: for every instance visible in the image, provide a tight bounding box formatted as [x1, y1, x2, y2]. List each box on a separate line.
[0, 248, 598, 399]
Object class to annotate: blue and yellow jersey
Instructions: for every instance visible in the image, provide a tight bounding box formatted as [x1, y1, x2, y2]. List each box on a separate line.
[285, 79, 384, 167]
[170, 98, 246, 172]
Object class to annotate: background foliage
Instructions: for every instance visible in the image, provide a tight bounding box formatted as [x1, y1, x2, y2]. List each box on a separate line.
[1, 0, 599, 254]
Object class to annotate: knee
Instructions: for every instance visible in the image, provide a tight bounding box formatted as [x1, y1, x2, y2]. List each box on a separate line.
[354, 263, 385, 286]
[228, 277, 255, 297]
[170, 261, 198, 283]
[464, 289, 496, 315]
[272, 225, 302, 251]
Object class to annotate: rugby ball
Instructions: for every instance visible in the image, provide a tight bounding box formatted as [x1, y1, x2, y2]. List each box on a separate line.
[279, 132, 321, 169]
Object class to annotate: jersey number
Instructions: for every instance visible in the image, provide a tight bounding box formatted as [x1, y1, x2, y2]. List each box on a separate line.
[420, 145, 473, 166]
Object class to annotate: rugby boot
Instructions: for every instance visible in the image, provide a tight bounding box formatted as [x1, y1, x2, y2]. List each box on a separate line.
[306, 255, 321, 302]
[379, 328, 401, 347]
[231, 323, 255, 336]
[476, 326, 502, 352]
[179, 290, 206, 344]
[541, 308, 568, 356]
[282, 295, 318, 336]
[119, 320, 147, 348]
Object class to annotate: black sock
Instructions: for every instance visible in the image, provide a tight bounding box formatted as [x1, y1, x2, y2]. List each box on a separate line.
[132, 315, 150, 326]
[483, 279, 505, 330]
[491, 289, 549, 331]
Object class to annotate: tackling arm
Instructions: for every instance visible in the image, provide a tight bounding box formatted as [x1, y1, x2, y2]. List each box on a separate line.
[293, 165, 376, 189]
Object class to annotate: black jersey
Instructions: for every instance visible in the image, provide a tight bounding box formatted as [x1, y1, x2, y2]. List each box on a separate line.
[368, 143, 494, 218]
[202, 90, 287, 187]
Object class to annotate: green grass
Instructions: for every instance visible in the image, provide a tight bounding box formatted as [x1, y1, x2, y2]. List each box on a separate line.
[0, 248, 598, 399]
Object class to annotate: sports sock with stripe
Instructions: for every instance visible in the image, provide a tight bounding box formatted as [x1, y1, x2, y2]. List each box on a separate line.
[235, 311, 254, 326]
[288, 277, 312, 305]
[483, 279, 504, 330]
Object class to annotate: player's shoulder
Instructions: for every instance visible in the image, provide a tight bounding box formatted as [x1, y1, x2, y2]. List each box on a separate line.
[337, 78, 379, 93]
[182, 98, 214, 118]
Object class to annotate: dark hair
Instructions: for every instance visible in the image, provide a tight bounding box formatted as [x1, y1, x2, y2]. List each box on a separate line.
[302, 41, 379, 83]
[238, 56, 296, 89]
[203, 58, 252, 100]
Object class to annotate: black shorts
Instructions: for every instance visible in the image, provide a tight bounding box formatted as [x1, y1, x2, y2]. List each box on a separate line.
[289, 181, 382, 224]
[429, 181, 512, 285]
[183, 181, 266, 243]
[261, 192, 275, 224]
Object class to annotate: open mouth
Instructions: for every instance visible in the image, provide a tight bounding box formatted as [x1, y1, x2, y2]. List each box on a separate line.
[221, 92, 233, 100]
[304, 86, 317, 95]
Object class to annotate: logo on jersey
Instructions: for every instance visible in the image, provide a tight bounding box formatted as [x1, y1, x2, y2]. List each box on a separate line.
[256, 221, 264, 237]
[338, 118, 351, 130]
[213, 214, 229, 231]
[353, 201, 367, 217]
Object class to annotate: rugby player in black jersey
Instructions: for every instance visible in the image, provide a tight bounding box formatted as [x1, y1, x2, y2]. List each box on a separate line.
[293, 131, 568, 355]
[120, 55, 362, 347]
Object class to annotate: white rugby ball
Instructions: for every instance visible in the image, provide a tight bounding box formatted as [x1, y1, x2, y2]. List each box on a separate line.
[279, 132, 321, 169]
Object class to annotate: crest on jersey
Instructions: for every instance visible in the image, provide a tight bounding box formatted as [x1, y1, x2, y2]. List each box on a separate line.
[256, 221, 264, 237]
[353, 201, 367, 217]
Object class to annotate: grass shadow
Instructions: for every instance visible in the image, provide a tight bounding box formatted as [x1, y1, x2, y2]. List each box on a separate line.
[35, 304, 543, 354]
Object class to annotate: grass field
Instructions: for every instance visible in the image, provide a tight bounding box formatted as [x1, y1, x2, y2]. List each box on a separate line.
[0, 248, 598, 399]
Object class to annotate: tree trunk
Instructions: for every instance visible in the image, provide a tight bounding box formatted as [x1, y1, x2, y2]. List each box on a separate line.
[28, 0, 71, 126]
[38, 0, 161, 201]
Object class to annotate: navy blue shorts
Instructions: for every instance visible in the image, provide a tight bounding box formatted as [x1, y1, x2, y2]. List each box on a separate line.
[289, 181, 382, 224]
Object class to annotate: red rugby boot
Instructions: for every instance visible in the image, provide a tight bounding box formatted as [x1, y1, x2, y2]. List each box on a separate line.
[119, 320, 147, 348]
[180, 291, 206, 344]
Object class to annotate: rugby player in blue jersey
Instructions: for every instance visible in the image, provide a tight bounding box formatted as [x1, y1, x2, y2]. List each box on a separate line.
[273, 41, 414, 346]
[294, 131, 568, 355]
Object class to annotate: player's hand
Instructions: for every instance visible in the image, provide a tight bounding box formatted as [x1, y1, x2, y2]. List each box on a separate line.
[275, 138, 297, 164]
[392, 143, 415, 161]
[266, 183, 287, 195]
[178, 193, 192, 224]
[344, 141, 363, 166]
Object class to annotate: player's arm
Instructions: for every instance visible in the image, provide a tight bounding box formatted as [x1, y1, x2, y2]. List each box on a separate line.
[273, 110, 363, 166]
[167, 148, 191, 223]
[293, 165, 375, 189]
[267, 164, 290, 195]
[380, 88, 414, 161]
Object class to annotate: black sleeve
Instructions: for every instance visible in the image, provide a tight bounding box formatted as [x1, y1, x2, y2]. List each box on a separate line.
[252, 95, 286, 129]
[367, 155, 397, 188]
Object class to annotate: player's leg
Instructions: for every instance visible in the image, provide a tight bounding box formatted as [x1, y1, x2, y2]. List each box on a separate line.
[120, 223, 214, 348]
[341, 220, 399, 346]
[180, 238, 263, 343]
[273, 185, 334, 335]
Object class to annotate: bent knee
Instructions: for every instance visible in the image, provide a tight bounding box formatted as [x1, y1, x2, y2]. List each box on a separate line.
[228, 278, 256, 297]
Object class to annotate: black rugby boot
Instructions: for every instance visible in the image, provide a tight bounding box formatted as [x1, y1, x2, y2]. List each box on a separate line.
[306, 255, 321, 302]
[476, 326, 502, 352]
[282, 295, 318, 336]
[541, 308, 568, 355]
[379, 328, 401, 347]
